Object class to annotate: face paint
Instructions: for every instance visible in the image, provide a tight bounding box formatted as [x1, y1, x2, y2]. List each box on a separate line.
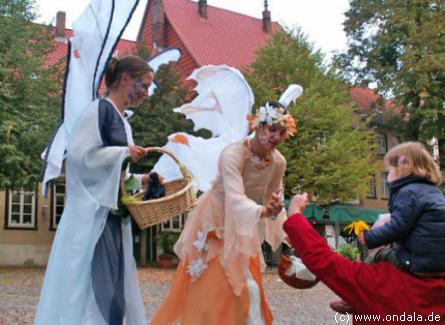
[127, 78, 146, 106]
[126, 72, 153, 108]
[256, 124, 286, 151]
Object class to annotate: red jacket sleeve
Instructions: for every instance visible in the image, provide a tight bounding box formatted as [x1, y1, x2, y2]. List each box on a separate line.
[283, 213, 383, 311]
[284, 213, 445, 319]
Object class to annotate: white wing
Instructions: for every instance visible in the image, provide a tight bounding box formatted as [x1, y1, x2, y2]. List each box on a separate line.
[40, 0, 140, 195]
[153, 65, 254, 192]
[278, 84, 303, 108]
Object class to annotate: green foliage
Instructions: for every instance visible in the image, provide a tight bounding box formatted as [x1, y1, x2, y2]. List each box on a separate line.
[0, 0, 60, 189]
[336, 0, 445, 166]
[124, 175, 139, 192]
[337, 243, 360, 261]
[158, 231, 177, 256]
[246, 29, 376, 204]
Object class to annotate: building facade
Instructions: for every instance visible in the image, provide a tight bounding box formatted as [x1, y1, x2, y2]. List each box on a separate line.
[1, 2, 405, 266]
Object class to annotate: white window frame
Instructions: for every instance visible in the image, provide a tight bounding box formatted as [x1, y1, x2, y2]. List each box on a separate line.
[161, 214, 186, 232]
[377, 132, 388, 155]
[51, 183, 66, 229]
[368, 174, 376, 198]
[6, 189, 36, 229]
[381, 172, 390, 199]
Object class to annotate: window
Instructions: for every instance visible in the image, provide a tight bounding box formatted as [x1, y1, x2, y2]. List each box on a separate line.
[6, 189, 37, 229]
[161, 214, 187, 232]
[393, 136, 401, 147]
[51, 183, 66, 229]
[368, 175, 376, 198]
[377, 132, 387, 154]
[381, 172, 389, 199]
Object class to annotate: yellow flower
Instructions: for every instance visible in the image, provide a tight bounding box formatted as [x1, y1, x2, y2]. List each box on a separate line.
[344, 220, 370, 236]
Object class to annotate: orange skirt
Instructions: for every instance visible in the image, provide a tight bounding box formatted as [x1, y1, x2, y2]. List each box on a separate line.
[150, 257, 272, 325]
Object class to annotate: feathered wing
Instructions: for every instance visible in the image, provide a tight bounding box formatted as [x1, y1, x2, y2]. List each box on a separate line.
[278, 84, 303, 108]
[40, 0, 140, 195]
[153, 65, 254, 192]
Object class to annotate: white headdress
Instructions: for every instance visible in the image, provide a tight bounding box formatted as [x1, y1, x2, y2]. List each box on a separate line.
[248, 84, 303, 137]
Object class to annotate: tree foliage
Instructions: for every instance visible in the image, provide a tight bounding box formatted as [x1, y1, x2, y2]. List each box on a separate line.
[336, 0, 445, 165]
[245, 29, 376, 204]
[0, 0, 60, 190]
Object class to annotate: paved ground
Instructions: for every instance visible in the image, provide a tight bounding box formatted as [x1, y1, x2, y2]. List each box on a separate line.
[0, 267, 344, 325]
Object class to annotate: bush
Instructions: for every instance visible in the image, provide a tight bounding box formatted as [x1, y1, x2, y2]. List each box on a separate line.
[158, 232, 177, 257]
[337, 244, 359, 261]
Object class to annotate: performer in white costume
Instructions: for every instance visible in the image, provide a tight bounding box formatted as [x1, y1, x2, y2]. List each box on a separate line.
[36, 0, 182, 322]
[35, 56, 152, 325]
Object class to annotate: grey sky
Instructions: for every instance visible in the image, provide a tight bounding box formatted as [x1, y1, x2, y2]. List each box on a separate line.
[35, 0, 350, 58]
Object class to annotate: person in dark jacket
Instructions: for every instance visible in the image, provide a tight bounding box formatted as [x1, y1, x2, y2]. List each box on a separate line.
[143, 172, 166, 201]
[359, 141, 445, 274]
[284, 194, 445, 324]
[331, 141, 445, 314]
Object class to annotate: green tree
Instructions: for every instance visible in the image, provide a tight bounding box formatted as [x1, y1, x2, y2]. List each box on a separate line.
[246, 29, 376, 204]
[336, 0, 445, 166]
[0, 0, 59, 189]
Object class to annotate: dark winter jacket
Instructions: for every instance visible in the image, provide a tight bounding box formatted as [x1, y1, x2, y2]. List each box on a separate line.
[364, 175, 445, 272]
[142, 173, 165, 201]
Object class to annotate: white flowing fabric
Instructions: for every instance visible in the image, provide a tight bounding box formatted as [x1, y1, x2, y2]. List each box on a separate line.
[41, 0, 140, 195]
[153, 65, 254, 192]
[35, 100, 146, 325]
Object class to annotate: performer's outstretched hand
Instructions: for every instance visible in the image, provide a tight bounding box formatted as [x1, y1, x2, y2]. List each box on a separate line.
[262, 190, 284, 219]
[129, 146, 146, 162]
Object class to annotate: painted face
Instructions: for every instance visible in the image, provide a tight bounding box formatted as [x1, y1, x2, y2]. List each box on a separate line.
[256, 123, 287, 151]
[385, 161, 401, 183]
[126, 71, 153, 108]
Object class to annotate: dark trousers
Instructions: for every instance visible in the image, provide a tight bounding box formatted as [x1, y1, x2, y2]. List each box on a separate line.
[366, 247, 408, 271]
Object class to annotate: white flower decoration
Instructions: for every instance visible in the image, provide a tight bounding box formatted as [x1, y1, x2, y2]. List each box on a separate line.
[188, 258, 207, 279]
[193, 231, 209, 252]
[258, 102, 278, 126]
[258, 106, 267, 123]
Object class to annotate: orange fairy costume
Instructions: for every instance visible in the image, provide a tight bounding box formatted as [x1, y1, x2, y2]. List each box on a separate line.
[150, 63, 303, 324]
[151, 140, 287, 325]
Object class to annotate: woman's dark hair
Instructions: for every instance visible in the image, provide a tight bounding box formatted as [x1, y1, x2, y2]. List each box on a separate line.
[104, 55, 153, 90]
[264, 100, 288, 114]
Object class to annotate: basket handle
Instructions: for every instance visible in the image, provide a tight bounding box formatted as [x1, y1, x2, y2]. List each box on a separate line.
[144, 147, 191, 179]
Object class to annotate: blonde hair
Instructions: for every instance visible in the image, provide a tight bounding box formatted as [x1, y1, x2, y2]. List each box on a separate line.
[384, 141, 442, 185]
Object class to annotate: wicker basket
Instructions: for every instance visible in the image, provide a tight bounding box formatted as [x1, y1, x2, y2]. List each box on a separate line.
[121, 147, 197, 229]
[278, 254, 319, 289]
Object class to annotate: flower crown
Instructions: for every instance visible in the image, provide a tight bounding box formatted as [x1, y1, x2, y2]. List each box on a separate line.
[247, 102, 297, 138]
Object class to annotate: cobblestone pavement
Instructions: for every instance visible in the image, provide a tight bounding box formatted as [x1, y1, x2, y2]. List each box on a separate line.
[0, 267, 343, 325]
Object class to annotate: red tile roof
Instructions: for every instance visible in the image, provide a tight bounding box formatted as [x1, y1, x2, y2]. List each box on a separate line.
[162, 0, 280, 68]
[350, 87, 399, 112]
[350, 87, 381, 111]
[350, 86, 404, 126]
[46, 28, 137, 66]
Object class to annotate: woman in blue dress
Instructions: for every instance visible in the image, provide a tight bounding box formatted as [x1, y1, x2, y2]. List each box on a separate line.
[35, 55, 153, 325]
